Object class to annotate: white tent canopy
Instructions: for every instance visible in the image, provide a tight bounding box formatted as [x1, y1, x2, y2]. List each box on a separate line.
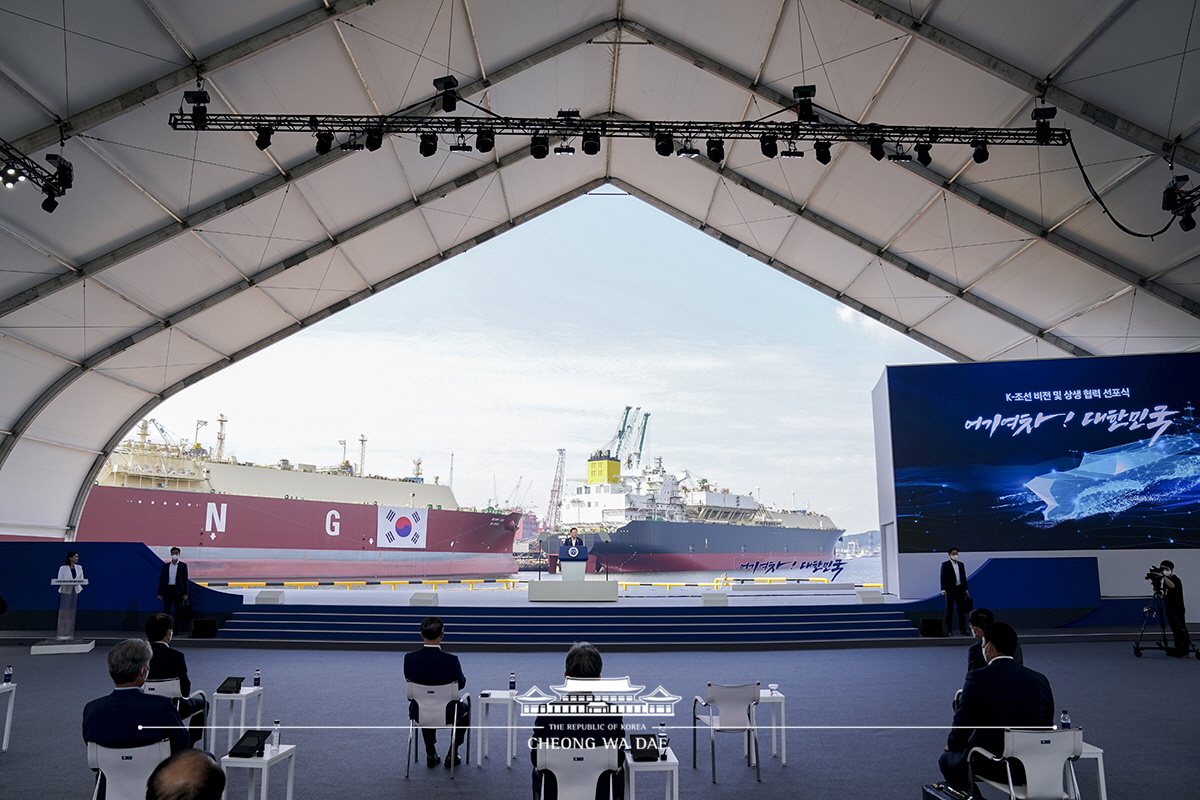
[1, 0, 1198, 538]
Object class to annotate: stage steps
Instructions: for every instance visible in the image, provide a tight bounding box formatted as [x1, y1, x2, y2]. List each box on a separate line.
[215, 604, 920, 647]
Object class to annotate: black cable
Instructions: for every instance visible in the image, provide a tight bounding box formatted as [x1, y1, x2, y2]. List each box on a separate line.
[1068, 137, 1176, 238]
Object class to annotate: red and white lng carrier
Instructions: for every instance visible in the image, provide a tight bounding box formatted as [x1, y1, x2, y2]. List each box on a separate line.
[75, 433, 518, 580]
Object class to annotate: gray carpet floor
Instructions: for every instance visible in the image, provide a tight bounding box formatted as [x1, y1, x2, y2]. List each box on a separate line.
[0, 637, 1195, 799]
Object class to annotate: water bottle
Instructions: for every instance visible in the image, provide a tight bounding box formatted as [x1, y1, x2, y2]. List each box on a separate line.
[509, 672, 516, 691]
[658, 721, 669, 759]
[253, 668, 261, 687]
[3, 665, 11, 684]
[272, 719, 281, 752]
[1059, 710, 1071, 730]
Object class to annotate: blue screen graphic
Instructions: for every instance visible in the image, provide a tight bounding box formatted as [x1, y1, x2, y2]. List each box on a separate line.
[888, 353, 1200, 553]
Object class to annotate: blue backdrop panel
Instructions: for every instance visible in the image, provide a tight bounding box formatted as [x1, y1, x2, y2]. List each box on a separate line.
[0, 541, 241, 631]
[903, 556, 1101, 628]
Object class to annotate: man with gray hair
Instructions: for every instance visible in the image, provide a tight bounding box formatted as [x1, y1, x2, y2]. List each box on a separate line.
[82, 638, 189, 753]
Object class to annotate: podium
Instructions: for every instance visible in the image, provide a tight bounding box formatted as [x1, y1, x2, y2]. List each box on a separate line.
[558, 545, 589, 581]
[528, 544, 617, 602]
[32, 578, 95, 655]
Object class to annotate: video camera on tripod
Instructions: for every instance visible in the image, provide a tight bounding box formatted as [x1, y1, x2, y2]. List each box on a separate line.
[1145, 565, 1166, 592]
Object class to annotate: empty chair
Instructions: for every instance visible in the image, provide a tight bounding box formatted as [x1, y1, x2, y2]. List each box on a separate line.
[87, 739, 172, 800]
[968, 727, 1083, 799]
[143, 678, 205, 750]
[692, 682, 761, 783]
[535, 742, 621, 800]
[405, 682, 470, 779]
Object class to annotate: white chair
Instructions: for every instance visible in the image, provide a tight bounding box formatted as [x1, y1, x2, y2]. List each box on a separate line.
[535, 743, 621, 800]
[692, 682, 761, 783]
[144, 677, 206, 750]
[968, 728, 1083, 800]
[87, 739, 173, 800]
[405, 682, 470, 779]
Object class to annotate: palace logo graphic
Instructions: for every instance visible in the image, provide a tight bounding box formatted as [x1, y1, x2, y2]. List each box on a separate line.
[516, 678, 682, 717]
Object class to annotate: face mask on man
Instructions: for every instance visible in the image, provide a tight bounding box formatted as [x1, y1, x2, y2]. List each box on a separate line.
[171, 555, 179, 563]
[1163, 568, 1172, 576]
[950, 554, 958, 562]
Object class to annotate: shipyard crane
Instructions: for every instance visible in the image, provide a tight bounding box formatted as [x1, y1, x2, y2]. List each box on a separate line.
[358, 435, 367, 477]
[628, 412, 650, 470]
[602, 406, 634, 457]
[545, 448, 566, 532]
[147, 419, 182, 447]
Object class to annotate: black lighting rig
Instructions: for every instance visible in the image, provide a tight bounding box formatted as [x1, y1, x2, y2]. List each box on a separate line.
[1, 136, 74, 213]
[169, 80, 1071, 167]
[1162, 174, 1199, 233]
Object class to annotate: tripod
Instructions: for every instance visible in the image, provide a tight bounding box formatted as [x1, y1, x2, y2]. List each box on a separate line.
[1134, 588, 1199, 658]
[1133, 588, 1169, 657]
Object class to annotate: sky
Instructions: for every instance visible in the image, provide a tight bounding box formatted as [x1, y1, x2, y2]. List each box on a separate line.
[149, 190, 946, 534]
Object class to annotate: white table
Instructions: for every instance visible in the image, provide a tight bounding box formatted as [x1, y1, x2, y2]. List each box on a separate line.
[1073, 741, 1108, 800]
[213, 686, 264, 755]
[626, 746, 678, 800]
[474, 689, 518, 766]
[757, 688, 786, 765]
[0, 683, 15, 752]
[222, 743, 295, 800]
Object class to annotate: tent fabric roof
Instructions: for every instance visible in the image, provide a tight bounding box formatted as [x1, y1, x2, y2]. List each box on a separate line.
[1, 0, 1198, 537]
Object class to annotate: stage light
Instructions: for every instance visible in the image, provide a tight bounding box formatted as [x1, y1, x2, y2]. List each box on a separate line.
[314, 132, 334, 155]
[1031, 106, 1058, 145]
[365, 128, 384, 152]
[971, 140, 989, 164]
[2, 164, 25, 188]
[1182, 210, 1197, 233]
[760, 135, 778, 159]
[40, 189, 58, 213]
[419, 132, 438, 157]
[780, 147, 803, 158]
[706, 139, 725, 162]
[254, 127, 273, 150]
[581, 131, 601, 155]
[914, 142, 932, 167]
[530, 135, 549, 159]
[793, 85, 818, 123]
[869, 137, 885, 161]
[183, 90, 210, 105]
[814, 141, 832, 165]
[340, 141, 364, 152]
[433, 75, 459, 113]
[46, 153, 73, 191]
[888, 152, 911, 162]
[655, 132, 674, 157]
[554, 144, 575, 155]
[449, 139, 473, 153]
[476, 128, 495, 153]
[184, 90, 210, 131]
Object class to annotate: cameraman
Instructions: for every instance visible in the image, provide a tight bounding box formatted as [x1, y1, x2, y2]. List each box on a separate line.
[1160, 560, 1191, 657]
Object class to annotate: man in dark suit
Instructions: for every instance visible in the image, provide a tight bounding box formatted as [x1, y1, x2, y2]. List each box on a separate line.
[939, 623, 1054, 793]
[940, 547, 970, 635]
[83, 638, 189, 753]
[965, 608, 1023, 673]
[531, 642, 625, 800]
[403, 616, 470, 768]
[145, 613, 208, 744]
[564, 528, 585, 548]
[157, 547, 190, 631]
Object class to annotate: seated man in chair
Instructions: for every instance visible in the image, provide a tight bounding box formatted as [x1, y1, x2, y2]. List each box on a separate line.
[403, 616, 470, 768]
[146, 612, 208, 744]
[939, 623, 1054, 793]
[530, 642, 625, 800]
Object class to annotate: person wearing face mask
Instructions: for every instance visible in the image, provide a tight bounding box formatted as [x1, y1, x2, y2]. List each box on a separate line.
[1159, 560, 1191, 657]
[940, 547, 971, 636]
[157, 547, 190, 632]
[938, 623, 1054, 793]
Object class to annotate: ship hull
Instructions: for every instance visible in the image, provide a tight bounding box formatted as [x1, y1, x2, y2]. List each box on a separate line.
[551, 519, 844, 574]
[75, 485, 518, 580]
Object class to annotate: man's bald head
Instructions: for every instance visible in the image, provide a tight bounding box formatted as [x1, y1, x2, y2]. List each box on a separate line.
[146, 749, 225, 800]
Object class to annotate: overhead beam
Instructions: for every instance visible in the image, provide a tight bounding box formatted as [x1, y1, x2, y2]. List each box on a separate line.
[0, 145, 536, 473]
[64, 176, 608, 532]
[11, 0, 378, 155]
[0, 18, 621, 319]
[837, 0, 1200, 174]
[621, 18, 1200, 322]
[607, 176, 970, 363]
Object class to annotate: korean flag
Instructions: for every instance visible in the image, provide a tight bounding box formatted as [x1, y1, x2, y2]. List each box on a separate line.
[377, 506, 428, 549]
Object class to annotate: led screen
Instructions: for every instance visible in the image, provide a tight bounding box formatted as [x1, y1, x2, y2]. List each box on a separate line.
[888, 353, 1200, 553]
